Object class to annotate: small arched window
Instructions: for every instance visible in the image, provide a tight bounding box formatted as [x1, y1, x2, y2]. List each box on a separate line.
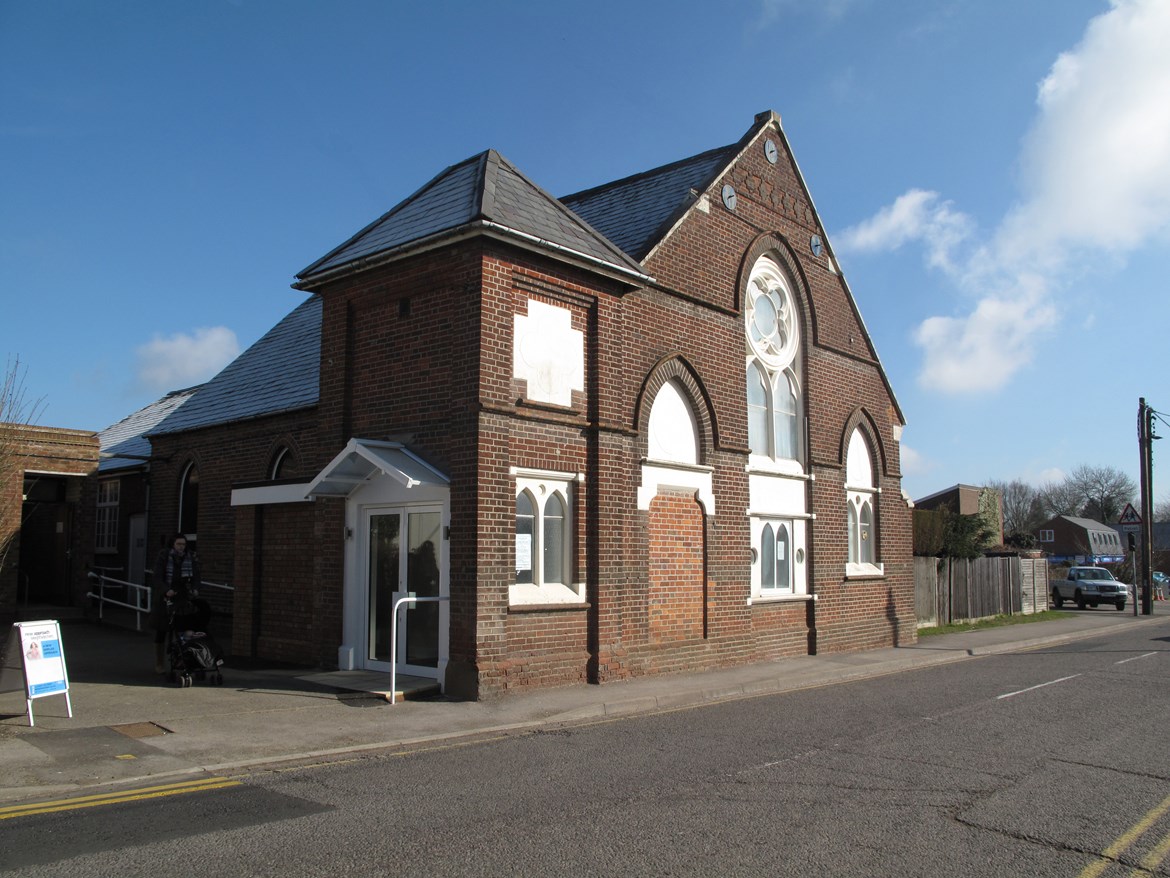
[179, 462, 199, 542]
[845, 429, 881, 575]
[270, 446, 293, 480]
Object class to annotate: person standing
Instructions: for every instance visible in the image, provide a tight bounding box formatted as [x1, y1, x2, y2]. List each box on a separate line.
[151, 534, 203, 673]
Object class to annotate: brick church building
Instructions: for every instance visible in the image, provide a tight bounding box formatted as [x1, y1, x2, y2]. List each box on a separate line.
[125, 111, 912, 699]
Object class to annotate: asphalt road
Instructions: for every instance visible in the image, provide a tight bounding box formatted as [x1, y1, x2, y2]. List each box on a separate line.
[4, 618, 1170, 877]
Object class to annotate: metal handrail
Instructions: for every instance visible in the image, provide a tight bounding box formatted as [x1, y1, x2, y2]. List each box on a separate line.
[87, 572, 234, 631]
[389, 594, 449, 706]
[86, 571, 152, 630]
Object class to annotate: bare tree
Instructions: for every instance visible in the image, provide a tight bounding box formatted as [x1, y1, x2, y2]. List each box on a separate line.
[1066, 464, 1137, 523]
[0, 357, 44, 581]
[1155, 497, 1170, 523]
[987, 478, 1045, 538]
[1039, 479, 1084, 518]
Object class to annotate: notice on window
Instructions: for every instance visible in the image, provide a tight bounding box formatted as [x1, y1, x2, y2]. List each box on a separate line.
[515, 534, 533, 573]
[15, 620, 69, 698]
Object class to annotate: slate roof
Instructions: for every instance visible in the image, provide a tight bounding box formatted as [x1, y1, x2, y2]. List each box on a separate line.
[149, 296, 321, 436]
[297, 151, 644, 282]
[560, 144, 740, 261]
[98, 386, 200, 473]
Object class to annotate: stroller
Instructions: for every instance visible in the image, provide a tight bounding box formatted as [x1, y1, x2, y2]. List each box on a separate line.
[165, 594, 225, 687]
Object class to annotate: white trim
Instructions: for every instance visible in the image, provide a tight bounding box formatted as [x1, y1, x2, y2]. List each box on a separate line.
[637, 462, 715, 514]
[846, 562, 885, 579]
[232, 483, 315, 507]
[748, 509, 814, 520]
[509, 466, 584, 482]
[747, 593, 817, 606]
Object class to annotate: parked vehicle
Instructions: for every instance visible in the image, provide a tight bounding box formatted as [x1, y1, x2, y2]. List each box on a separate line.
[1051, 566, 1130, 611]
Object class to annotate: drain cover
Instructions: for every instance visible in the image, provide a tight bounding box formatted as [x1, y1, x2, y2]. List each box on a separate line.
[110, 722, 173, 739]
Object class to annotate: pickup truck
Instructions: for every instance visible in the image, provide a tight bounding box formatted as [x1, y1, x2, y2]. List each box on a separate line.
[1051, 566, 1130, 611]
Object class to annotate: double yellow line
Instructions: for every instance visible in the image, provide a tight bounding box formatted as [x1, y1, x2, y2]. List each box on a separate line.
[0, 776, 242, 820]
[1079, 791, 1170, 877]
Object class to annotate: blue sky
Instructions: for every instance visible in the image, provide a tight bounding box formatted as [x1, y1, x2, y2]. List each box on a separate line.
[3, 0, 1168, 505]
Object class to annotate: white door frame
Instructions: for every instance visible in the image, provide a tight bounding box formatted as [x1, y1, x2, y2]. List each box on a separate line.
[337, 475, 450, 689]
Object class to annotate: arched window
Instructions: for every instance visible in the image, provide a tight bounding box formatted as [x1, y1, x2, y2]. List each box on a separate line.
[845, 429, 882, 575]
[179, 462, 199, 542]
[543, 493, 565, 584]
[647, 378, 699, 465]
[745, 257, 802, 466]
[515, 491, 535, 585]
[757, 521, 794, 593]
[512, 473, 578, 604]
[270, 446, 293, 480]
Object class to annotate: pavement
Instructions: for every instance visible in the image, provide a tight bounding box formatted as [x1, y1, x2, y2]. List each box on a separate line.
[2, 602, 1168, 807]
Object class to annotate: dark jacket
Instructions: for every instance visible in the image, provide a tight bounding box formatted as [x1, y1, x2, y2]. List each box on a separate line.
[151, 548, 202, 630]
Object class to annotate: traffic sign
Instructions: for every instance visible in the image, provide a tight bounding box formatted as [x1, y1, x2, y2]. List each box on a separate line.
[1119, 503, 1141, 525]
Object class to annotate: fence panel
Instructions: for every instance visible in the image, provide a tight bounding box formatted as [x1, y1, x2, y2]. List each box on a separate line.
[915, 556, 1046, 626]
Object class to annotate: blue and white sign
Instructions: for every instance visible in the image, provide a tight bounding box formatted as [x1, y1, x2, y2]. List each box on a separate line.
[14, 620, 73, 726]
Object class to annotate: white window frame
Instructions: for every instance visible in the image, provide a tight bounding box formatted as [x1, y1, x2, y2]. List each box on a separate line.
[96, 478, 120, 553]
[749, 516, 809, 600]
[1040, 529, 1054, 543]
[845, 430, 883, 578]
[745, 257, 803, 472]
[510, 468, 584, 606]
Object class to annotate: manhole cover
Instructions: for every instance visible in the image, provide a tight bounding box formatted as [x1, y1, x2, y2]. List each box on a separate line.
[110, 722, 173, 739]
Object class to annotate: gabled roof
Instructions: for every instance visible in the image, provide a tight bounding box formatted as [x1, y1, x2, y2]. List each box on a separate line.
[560, 144, 739, 261]
[1044, 514, 1116, 532]
[296, 150, 645, 285]
[149, 296, 321, 437]
[98, 386, 200, 473]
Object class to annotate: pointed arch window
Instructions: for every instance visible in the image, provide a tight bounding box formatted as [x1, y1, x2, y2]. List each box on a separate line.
[845, 429, 882, 576]
[745, 258, 802, 467]
[512, 470, 580, 605]
[179, 462, 199, 543]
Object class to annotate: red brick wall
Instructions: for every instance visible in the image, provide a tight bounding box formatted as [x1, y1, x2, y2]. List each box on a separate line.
[138, 117, 914, 696]
[647, 491, 705, 644]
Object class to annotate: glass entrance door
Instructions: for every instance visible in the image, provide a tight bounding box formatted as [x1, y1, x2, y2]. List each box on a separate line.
[367, 507, 443, 672]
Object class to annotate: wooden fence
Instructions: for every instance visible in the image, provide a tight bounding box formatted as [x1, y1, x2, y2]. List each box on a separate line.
[915, 555, 1049, 628]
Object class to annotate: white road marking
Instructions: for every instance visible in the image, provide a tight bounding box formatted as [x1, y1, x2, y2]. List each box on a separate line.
[997, 674, 1081, 700]
[1115, 652, 1158, 665]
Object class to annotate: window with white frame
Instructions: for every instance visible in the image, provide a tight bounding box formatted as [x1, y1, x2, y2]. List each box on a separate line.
[96, 479, 120, 553]
[745, 258, 802, 467]
[845, 429, 882, 576]
[511, 471, 581, 605]
[1039, 529, 1054, 543]
[751, 517, 807, 597]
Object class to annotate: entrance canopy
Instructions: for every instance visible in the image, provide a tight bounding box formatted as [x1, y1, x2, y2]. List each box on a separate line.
[305, 439, 449, 499]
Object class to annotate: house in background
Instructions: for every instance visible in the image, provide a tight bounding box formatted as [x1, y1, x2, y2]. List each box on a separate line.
[913, 484, 1004, 548]
[102, 111, 916, 699]
[1037, 515, 1126, 564]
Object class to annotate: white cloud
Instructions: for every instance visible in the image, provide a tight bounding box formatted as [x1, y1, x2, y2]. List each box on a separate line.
[836, 189, 974, 273]
[997, 0, 1170, 267]
[842, 0, 1170, 395]
[135, 326, 239, 393]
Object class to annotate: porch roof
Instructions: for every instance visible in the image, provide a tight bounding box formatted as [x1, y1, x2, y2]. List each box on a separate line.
[305, 439, 449, 498]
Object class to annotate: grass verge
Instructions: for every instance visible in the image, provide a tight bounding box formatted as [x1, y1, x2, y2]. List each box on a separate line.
[918, 610, 1074, 638]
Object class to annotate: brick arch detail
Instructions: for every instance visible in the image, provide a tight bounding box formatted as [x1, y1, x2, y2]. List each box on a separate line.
[839, 407, 888, 479]
[735, 232, 817, 344]
[634, 355, 718, 462]
[264, 434, 304, 479]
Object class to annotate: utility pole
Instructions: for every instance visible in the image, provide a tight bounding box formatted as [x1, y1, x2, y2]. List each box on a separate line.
[1138, 398, 1156, 615]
